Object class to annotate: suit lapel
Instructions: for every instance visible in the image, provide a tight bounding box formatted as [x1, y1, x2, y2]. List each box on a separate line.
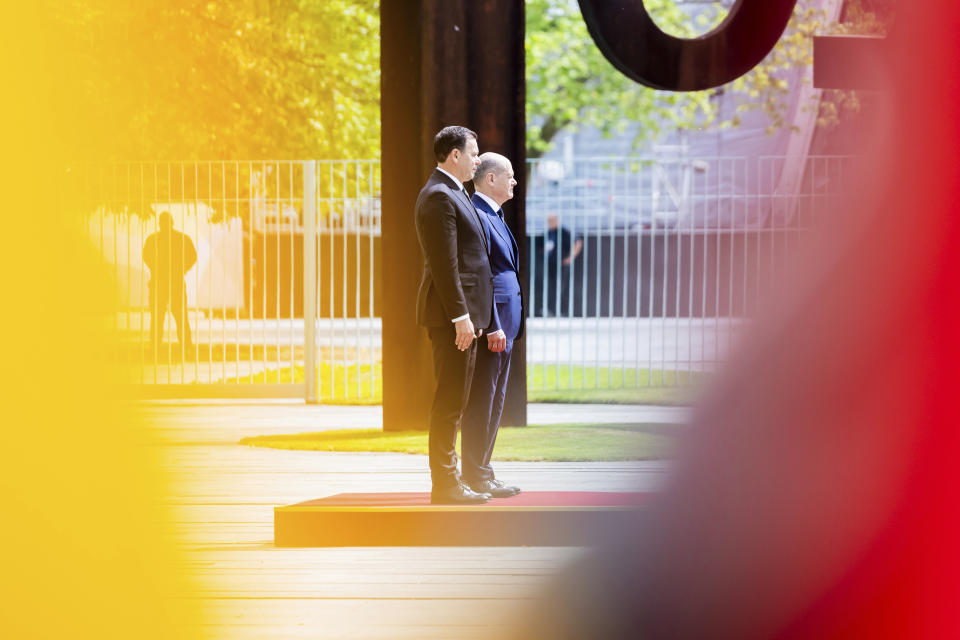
[490, 214, 518, 271]
[457, 188, 489, 254]
[433, 174, 490, 255]
[472, 195, 519, 270]
[433, 169, 489, 254]
[506, 224, 520, 270]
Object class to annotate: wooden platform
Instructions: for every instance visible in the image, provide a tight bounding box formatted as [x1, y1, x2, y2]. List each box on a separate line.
[275, 491, 650, 547]
[150, 401, 670, 638]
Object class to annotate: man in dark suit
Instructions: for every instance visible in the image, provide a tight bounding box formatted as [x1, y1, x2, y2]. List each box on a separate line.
[143, 211, 197, 353]
[462, 153, 524, 498]
[415, 126, 495, 504]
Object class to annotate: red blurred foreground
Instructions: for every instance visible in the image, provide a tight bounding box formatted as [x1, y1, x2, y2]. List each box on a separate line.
[520, 3, 960, 638]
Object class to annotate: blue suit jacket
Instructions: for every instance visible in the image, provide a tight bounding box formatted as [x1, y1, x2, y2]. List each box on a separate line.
[472, 194, 524, 342]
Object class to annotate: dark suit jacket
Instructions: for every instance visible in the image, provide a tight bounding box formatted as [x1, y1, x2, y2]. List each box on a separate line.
[415, 169, 494, 328]
[142, 229, 197, 293]
[472, 193, 524, 341]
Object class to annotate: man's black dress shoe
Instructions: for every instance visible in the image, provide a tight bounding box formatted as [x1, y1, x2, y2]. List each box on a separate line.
[467, 478, 521, 498]
[431, 481, 492, 505]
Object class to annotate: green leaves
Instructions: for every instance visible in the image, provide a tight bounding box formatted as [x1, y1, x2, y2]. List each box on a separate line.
[524, 0, 721, 158]
[51, 0, 889, 163]
[52, 0, 380, 161]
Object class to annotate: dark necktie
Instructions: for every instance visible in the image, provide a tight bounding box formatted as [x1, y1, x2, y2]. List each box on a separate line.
[497, 208, 505, 222]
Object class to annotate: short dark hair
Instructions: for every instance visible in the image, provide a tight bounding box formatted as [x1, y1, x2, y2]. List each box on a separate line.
[433, 126, 477, 163]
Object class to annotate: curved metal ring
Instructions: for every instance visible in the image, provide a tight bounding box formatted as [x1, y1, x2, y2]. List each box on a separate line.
[577, 0, 798, 91]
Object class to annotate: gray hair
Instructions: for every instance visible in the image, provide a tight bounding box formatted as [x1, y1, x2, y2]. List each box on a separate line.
[474, 152, 511, 186]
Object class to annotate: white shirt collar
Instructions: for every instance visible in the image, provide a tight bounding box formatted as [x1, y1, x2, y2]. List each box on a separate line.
[473, 191, 501, 214]
[435, 166, 464, 191]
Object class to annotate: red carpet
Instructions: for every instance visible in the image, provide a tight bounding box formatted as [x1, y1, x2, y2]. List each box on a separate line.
[275, 491, 651, 547]
[295, 491, 650, 508]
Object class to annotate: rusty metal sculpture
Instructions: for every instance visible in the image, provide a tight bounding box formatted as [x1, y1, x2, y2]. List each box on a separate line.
[577, 0, 797, 91]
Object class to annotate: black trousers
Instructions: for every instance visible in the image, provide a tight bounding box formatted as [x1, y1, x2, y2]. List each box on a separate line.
[427, 324, 478, 488]
[546, 264, 571, 316]
[149, 284, 192, 348]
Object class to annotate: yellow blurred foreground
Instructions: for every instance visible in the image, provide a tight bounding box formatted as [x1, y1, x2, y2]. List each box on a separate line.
[0, 7, 200, 638]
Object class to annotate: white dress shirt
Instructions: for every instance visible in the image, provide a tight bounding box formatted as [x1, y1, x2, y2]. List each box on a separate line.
[473, 191, 501, 217]
[435, 166, 465, 192]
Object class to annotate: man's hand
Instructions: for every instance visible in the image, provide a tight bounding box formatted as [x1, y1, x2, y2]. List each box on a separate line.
[487, 330, 507, 353]
[454, 317, 477, 351]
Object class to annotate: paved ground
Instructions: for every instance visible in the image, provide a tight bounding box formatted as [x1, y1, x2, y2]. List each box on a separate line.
[145, 400, 691, 443]
[152, 401, 686, 639]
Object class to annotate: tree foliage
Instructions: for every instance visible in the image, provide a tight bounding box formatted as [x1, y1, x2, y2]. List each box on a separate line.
[49, 0, 379, 160]
[526, 0, 717, 159]
[46, 0, 891, 163]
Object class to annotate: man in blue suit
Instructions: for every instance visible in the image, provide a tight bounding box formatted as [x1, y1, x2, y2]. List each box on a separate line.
[462, 152, 524, 498]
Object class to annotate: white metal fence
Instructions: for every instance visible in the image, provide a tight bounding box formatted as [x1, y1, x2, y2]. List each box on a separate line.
[524, 155, 856, 391]
[75, 161, 381, 402]
[75, 156, 853, 401]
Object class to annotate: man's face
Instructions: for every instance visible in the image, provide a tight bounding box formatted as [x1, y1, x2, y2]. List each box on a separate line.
[453, 137, 481, 182]
[489, 163, 517, 204]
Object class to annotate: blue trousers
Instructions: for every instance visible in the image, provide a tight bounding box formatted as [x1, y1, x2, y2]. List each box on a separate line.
[461, 338, 514, 483]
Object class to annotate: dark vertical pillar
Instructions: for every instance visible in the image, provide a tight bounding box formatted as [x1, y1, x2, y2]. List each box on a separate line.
[381, 0, 527, 431]
[380, 1, 433, 431]
[467, 1, 527, 428]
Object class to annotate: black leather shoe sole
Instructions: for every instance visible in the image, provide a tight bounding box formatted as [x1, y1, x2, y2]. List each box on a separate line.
[430, 488, 491, 505]
[467, 483, 521, 498]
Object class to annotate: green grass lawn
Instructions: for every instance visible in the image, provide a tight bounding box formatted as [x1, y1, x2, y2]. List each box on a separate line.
[223, 362, 383, 405]
[223, 363, 701, 406]
[240, 422, 679, 461]
[527, 364, 703, 405]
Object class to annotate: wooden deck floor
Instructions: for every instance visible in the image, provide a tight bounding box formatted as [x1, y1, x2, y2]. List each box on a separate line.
[151, 402, 673, 639]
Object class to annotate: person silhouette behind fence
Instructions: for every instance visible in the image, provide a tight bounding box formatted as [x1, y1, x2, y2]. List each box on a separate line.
[539, 213, 582, 316]
[142, 211, 197, 352]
